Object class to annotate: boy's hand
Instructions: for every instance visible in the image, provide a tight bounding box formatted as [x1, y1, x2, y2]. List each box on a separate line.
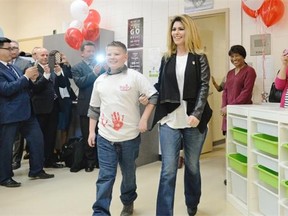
[88, 132, 96, 147]
[138, 118, 148, 133]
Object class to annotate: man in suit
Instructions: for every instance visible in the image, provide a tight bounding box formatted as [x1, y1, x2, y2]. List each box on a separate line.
[10, 40, 33, 170]
[31, 47, 64, 168]
[0, 37, 54, 188]
[72, 41, 104, 172]
[31, 46, 41, 63]
[10, 40, 32, 71]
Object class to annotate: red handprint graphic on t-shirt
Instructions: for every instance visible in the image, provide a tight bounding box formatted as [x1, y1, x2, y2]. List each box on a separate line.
[111, 112, 124, 131]
[101, 113, 108, 127]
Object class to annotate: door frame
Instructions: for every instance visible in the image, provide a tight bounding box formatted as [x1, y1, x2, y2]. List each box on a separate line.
[189, 8, 230, 145]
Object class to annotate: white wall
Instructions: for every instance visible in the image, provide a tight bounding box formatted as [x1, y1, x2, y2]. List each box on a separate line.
[241, 0, 288, 103]
[1, 0, 17, 37]
[1, 0, 288, 141]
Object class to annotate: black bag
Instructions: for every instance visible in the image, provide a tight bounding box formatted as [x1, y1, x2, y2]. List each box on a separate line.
[61, 137, 85, 172]
[268, 82, 282, 103]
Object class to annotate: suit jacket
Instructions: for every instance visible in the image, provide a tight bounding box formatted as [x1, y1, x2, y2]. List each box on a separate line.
[54, 64, 77, 111]
[13, 57, 32, 72]
[0, 62, 32, 124]
[30, 65, 62, 114]
[71, 60, 97, 116]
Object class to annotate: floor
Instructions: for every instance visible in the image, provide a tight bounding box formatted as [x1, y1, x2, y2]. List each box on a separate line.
[0, 144, 243, 216]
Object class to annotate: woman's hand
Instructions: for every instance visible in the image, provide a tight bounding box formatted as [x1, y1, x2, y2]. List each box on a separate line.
[281, 51, 288, 66]
[221, 107, 227, 116]
[139, 94, 148, 105]
[187, 115, 200, 128]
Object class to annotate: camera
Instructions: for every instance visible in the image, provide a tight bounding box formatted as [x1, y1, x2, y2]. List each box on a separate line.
[48, 50, 62, 70]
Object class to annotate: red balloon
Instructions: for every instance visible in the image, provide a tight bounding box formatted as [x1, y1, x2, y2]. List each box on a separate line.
[259, 0, 285, 27]
[65, 28, 84, 50]
[82, 21, 100, 41]
[84, 9, 101, 24]
[242, 1, 258, 18]
[83, 0, 93, 6]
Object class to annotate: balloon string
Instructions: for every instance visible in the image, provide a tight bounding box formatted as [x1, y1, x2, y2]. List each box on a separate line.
[257, 15, 269, 102]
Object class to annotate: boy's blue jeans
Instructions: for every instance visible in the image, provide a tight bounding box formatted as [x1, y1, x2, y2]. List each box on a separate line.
[92, 134, 140, 216]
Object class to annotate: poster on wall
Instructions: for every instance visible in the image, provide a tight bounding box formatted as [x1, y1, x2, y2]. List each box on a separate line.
[128, 49, 143, 73]
[127, 17, 143, 48]
[184, 0, 214, 13]
[147, 47, 161, 83]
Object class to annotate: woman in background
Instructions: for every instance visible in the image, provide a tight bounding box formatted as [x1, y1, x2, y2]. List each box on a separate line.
[221, 45, 256, 135]
[274, 49, 288, 107]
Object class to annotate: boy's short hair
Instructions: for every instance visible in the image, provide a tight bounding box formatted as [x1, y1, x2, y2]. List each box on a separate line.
[107, 41, 127, 53]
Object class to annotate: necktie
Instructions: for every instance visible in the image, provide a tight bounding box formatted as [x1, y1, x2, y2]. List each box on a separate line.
[7, 64, 20, 78]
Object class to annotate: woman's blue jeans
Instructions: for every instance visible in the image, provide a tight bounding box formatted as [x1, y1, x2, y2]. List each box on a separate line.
[156, 124, 207, 216]
[92, 134, 140, 216]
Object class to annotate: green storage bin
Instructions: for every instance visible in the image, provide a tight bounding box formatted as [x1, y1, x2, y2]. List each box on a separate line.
[282, 143, 288, 150]
[255, 165, 278, 189]
[281, 180, 288, 198]
[231, 127, 247, 145]
[281, 180, 288, 197]
[252, 134, 278, 156]
[228, 153, 247, 176]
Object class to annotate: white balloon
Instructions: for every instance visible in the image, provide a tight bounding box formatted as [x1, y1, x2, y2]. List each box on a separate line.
[69, 20, 83, 30]
[70, 0, 89, 22]
[242, 0, 264, 10]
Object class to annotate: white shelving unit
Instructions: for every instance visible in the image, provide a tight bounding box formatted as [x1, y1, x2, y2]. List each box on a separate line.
[226, 104, 288, 216]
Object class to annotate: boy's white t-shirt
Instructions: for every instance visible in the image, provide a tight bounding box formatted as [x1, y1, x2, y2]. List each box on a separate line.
[90, 68, 157, 142]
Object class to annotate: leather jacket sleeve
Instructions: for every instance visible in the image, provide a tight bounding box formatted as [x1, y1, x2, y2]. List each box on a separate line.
[192, 54, 210, 121]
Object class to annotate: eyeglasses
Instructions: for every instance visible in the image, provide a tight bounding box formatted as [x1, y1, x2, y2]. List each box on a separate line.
[0, 47, 13, 51]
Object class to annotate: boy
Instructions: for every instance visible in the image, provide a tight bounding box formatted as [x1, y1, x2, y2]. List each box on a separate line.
[88, 41, 158, 216]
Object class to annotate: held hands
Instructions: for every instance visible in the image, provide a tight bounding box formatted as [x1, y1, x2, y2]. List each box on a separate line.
[187, 115, 200, 128]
